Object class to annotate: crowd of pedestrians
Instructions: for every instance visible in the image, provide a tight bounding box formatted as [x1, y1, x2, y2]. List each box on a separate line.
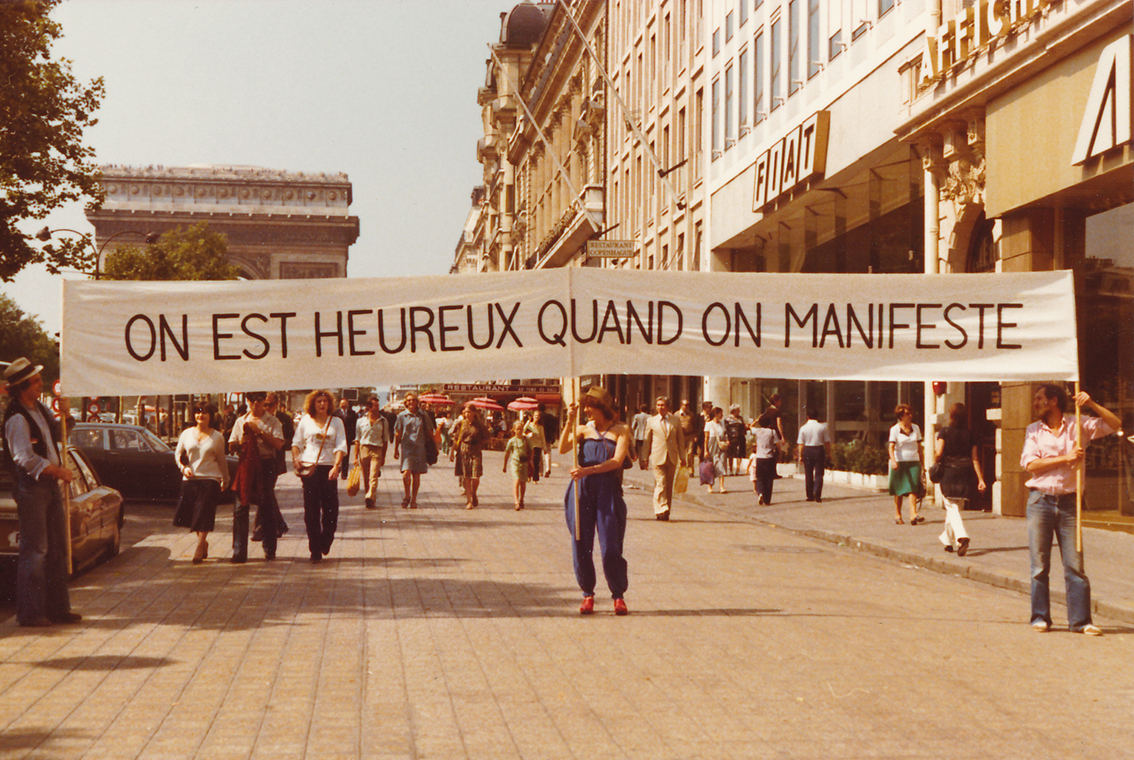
[4, 357, 1124, 634]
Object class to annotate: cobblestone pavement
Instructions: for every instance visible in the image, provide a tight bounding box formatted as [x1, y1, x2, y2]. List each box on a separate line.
[1, 455, 1132, 759]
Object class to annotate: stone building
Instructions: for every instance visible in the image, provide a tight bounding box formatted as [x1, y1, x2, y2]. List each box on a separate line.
[86, 164, 361, 279]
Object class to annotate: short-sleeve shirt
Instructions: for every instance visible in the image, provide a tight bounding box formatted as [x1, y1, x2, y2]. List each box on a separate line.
[797, 419, 831, 447]
[889, 423, 922, 461]
[356, 414, 390, 448]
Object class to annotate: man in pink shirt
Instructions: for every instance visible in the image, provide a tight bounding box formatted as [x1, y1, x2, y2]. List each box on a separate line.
[1020, 384, 1120, 636]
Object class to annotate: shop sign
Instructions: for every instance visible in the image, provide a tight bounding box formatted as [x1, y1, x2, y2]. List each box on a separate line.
[919, 0, 1060, 86]
[752, 111, 830, 212]
[586, 240, 635, 258]
[1072, 35, 1132, 165]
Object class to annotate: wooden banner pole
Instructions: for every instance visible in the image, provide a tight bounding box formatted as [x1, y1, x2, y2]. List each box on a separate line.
[573, 378, 581, 541]
[1076, 381, 1083, 553]
[59, 396, 73, 576]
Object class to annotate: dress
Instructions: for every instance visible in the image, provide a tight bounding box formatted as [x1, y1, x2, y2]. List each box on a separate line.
[704, 420, 727, 478]
[451, 417, 489, 479]
[395, 410, 431, 474]
[504, 436, 531, 483]
[173, 427, 229, 533]
[888, 423, 923, 496]
[564, 429, 628, 599]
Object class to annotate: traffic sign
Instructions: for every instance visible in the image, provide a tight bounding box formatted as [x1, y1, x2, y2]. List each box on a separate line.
[586, 240, 635, 258]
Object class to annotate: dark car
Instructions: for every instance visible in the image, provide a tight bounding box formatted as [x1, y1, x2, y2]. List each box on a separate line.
[68, 423, 236, 502]
[1, 448, 125, 579]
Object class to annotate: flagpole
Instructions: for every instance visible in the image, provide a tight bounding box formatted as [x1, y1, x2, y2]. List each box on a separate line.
[1076, 381, 1083, 552]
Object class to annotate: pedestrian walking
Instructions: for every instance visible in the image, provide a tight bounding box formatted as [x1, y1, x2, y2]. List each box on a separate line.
[261, 393, 292, 541]
[3, 358, 81, 627]
[797, 408, 832, 503]
[335, 398, 358, 481]
[450, 403, 490, 509]
[889, 404, 924, 523]
[523, 409, 546, 483]
[758, 393, 786, 478]
[703, 406, 728, 493]
[724, 405, 747, 475]
[1022, 384, 1120, 635]
[393, 392, 437, 509]
[229, 392, 286, 562]
[750, 417, 781, 505]
[354, 395, 390, 510]
[539, 402, 559, 477]
[934, 403, 987, 556]
[643, 396, 686, 521]
[173, 403, 230, 564]
[631, 404, 650, 471]
[677, 399, 696, 465]
[504, 421, 531, 510]
[560, 386, 632, 616]
[292, 390, 347, 563]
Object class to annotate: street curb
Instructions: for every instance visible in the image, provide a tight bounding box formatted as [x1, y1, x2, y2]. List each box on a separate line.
[657, 474, 1134, 628]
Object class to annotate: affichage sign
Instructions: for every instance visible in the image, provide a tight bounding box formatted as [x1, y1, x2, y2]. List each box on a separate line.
[61, 269, 1078, 395]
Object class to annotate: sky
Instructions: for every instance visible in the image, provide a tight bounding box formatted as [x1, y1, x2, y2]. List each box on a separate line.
[2, 0, 516, 338]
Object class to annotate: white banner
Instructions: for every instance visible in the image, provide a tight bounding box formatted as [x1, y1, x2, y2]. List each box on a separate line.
[60, 270, 1078, 395]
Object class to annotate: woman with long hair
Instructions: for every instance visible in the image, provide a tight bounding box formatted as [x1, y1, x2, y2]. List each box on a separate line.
[173, 404, 229, 564]
[888, 404, 925, 525]
[292, 390, 348, 563]
[559, 386, 633, 616]
[935, 403, 987, 556]
[449, 403, 490, 509]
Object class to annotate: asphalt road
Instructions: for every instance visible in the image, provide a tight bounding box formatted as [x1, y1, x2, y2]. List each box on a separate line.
[1, 454, 1131, 759]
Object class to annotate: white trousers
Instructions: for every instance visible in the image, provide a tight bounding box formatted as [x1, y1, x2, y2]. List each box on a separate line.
[938, 496, 970, 549]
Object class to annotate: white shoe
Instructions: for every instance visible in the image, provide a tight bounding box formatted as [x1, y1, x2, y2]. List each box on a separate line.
[1077, 624, 1102, 636]
[1031, 620, 1050, 633]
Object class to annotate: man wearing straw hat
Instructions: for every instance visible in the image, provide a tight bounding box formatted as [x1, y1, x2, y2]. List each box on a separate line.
[2, 358, 81, 627]
[1021, 384, 1119, 636]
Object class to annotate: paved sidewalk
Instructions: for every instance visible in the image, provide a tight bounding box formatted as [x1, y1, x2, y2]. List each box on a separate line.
[623, 463, 1134, 626]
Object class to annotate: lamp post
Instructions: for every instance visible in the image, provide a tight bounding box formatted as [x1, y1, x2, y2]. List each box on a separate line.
[35, 227, 159, 280]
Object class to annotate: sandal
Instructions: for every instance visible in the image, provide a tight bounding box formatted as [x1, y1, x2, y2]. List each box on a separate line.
[911, 515, 925, 525]
[894, 517, 905, 525]
[401, 496, 410, 509]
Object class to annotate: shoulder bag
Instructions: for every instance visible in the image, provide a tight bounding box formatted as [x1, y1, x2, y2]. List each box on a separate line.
[295, 418, 328, 478]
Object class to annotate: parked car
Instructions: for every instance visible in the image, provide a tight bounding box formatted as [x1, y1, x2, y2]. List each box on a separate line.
[0, 448, 125, 579]
[68, 423, 237, 502]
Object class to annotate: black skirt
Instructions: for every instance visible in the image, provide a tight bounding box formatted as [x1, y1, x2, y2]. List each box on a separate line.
[173, 479, 222, 533]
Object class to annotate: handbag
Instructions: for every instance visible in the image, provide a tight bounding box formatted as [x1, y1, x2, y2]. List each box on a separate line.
[295, 418, 328, 478]
[346, 463, 362, 496]
[928, 460, 944, 484]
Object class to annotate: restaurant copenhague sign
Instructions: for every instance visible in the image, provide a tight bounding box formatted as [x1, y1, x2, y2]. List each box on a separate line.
[61, 269, 1078, 395]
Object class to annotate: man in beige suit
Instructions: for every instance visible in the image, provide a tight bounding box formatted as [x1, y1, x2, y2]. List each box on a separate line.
[643, 396, 686, 521]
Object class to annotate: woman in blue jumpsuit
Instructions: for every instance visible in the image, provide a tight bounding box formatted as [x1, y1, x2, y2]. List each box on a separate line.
[559, 386, 633, 616]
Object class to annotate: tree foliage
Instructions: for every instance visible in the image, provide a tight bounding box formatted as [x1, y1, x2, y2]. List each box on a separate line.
[0, 0, 106, 281]
[0, 294, 59, 386]
[102, 223, 239, 281]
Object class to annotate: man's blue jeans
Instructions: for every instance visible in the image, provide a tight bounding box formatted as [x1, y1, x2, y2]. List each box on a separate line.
[1027, 490, 1092, 630]
[15, 474, 72, 625]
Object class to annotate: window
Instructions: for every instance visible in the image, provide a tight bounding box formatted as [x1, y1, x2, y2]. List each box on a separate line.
[677, 233, 685, 270]
[808, 0, 821, 78]
[740, 0, 749, 26]
[713, 27, 721, 56]
[739, 48, 749, 132]
[879, 0, 895, 16]
[711, 78, 721, 156]
[725, 65, 735, 147]
[694, 88, 703, 178]
[726, 11, 734, 41]
[788, 0, 800, 95]
[770, 17, 782, 109]
[755, 31, 765, 122]
[828, 0, 844, 59]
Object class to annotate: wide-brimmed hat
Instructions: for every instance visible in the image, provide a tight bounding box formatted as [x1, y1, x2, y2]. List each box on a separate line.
[3, 357, 43, 388]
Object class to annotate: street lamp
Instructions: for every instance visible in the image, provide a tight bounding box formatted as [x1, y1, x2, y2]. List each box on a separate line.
[35, 227, 159, 279]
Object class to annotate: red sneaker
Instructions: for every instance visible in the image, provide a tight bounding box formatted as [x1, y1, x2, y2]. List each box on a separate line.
[613, 598, 629, 616]
[579, 596, 595, 615]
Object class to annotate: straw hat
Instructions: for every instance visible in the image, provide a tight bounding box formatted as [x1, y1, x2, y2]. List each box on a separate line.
[3, 357, 43, 389]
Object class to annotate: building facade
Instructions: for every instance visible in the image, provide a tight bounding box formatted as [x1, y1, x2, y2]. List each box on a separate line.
[898, 0, 1132, 516]
[87, 164, 361, 279]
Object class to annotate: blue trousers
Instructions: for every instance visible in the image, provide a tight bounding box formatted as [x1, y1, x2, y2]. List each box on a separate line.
[1027, 490, 1092, 630]
[565, 478, 628, 599]
[15, 474, 72, 625]
[802, 446, 826, 500]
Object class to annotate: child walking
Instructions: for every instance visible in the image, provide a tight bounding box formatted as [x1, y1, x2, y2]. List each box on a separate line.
[503, 421, 531, 510]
